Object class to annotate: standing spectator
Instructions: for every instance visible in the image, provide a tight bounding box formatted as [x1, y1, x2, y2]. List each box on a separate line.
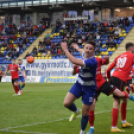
[0, 69, 3, 82]
[132, 13, 134, 23]
[5, 16, 8, 25]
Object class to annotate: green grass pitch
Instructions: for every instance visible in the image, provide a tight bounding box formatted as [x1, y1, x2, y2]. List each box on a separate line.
[0, 83, 134, 134]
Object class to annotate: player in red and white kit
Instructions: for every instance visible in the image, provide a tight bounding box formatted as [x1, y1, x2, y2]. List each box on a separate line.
[4, 59, 25, 96]
[72, 44, 134, 134]
[126, 71, 134, 95]
[107, 43, 134, 132]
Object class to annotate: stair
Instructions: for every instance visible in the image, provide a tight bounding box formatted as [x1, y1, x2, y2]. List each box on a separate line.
[109, 27, 134, 63]
[16, 28, 51, 62]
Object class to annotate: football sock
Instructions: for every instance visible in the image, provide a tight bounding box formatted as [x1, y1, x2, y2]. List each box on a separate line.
[89, 110, 95, 127]
[130, 85, 134, 94]
[121, 102, 127, 122]
[122, 91, 129, 98]
[14, 85, 19, 94]
[20, 84, 25, 90]
[81, 115, 89, 130]
[67, 103, 77, 112]
[19, 85, 21, 90]
[126, 87, 130, 94]
[112, 108, 119, 127]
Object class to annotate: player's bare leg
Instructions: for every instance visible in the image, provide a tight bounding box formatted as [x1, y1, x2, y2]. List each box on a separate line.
[87, 99, 96, 134]
[121, 98, 133, 128]
[80, 104, 91, 134]
[113, 88, 134, 101]
[111, 98, 125, 132]
[63, 92, 81, 121]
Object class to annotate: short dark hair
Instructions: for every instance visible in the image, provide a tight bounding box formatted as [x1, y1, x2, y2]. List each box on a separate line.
[125, 43, 134, 50]
[12, 58, 15, 61]
[18, 59, 22, 61]
[85, 40, 96, 49]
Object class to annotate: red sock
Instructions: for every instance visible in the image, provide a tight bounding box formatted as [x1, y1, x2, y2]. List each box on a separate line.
[122, 91, 129, 98]
[130, 85, 134, 94]
[14, 86, 19, 94]
[89, 110, 95, 127]
[126, 87, 130, 94]
[112, 108, 119, 127]
[121, 103, 127, 121]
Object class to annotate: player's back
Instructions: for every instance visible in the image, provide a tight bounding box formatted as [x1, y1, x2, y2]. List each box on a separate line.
[95, 57, 107, 89]
[112, 51, 134, 82]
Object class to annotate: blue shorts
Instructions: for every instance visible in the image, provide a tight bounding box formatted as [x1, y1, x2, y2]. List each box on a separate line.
[18, 76, 25, 82]
[69, 82, 96, 106]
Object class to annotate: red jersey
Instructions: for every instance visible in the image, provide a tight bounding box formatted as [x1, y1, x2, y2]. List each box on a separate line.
[107, 52, 134, 82]
[96, 57, 108, 90]
[7, 64, 19, 79]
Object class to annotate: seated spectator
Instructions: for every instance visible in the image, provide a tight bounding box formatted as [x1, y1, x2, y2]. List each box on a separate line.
[96, 33, 101, 39]
[45, 51, 51, 57]
[106, 37, 116, 48]
[114, 28, 120, 40]
[38, 46, 45, 53]
[25, 52, 30, 59]
[126, 20, 130, 27]
[57, 48, 62, 56]
[32, 47, 37, 57]
[95, 47, 100, 56]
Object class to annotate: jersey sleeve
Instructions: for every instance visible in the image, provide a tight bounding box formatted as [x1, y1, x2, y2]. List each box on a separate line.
[102, 58, 109, 65]
[106, 62, 116, 79]
[83, 57, 96, 68]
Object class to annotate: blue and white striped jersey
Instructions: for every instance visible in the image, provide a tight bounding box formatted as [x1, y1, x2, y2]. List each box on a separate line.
[18, 64, 25, 76]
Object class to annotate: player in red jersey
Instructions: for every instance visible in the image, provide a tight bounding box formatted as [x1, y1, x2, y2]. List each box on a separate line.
[126, 71, 134, 95]
[107, 43, 134, 132]
[4, 59, 25, 96]
[72, 44, 134, 134]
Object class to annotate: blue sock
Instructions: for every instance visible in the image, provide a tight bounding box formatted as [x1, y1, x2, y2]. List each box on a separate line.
[67, 103, 77, 112]
[81, 115, 89, 131]
[20, 84, 25, 90]
[19, 85, 21, 90]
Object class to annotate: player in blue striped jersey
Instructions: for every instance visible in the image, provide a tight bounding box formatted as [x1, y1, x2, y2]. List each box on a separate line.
[18, 59, 26, 94]
[61, 41, 97, 134]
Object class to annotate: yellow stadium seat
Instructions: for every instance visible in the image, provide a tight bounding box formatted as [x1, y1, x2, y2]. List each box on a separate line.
[17, 34, 20, 38]
[122, 30, 125, 33]
[100, 51, 104, 55]
[48, 57, 51, 59]
[41, 57, 44, 59]
[50, 34, 53, 38]
[107, 48, 112, 51]
[119, 33, 123, 37]
[116, 44, 119, 48]
[38, 57, 41, 59]
[123, 33, 126, 37]
[60, 30, 63, 32]
[111, 47, 115, 51]
[34, 57, 37, 59]
[102, 44, 106, 48]
[53, 33, 57, 36]
[56, 33, 60, 36]
[1, 51, 4, 53]
[104, 51, 108, 55]
[1, 47, 5, 51]
[37, 53, 42, 57]
[45, 57, 48, 59]
[12, 40, 14, 43]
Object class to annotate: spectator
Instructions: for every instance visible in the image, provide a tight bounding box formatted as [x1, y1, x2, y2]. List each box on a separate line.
[57, 48, 62, 56]
[38, 46, 45, 53]
[32, 47, 38, 57]
[25, 52, 30, 59]
[106, 37, 116, 48]
[132, 13, 134, 23]
[0, 69, 3, 82]
[45, 51, 51, 57]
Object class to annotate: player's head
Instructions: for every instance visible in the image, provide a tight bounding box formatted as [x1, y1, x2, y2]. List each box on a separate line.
[18, 59, 22, 65]
[126, 43, 134, 53]
[12, 58, 15, 65]
[84, 40, 96, 58]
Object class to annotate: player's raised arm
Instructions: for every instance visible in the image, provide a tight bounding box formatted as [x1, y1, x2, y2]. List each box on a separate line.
[61, 42, 84, 66]
[102, 56, 109, 65]
[72, 43, 84, 55]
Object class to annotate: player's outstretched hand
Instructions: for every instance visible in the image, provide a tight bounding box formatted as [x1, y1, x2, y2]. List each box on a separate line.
[73, 64, 78, 70]
[72, 43, 79, 49]
[61, 42, 68, 51]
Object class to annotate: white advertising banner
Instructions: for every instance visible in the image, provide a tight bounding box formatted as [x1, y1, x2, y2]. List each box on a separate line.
[23, 59, 74, 77]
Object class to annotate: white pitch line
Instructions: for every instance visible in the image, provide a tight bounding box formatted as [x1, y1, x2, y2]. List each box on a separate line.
[0, 129, 56, 134]
[0, 89, 68, 92]
[1, 107, 134, 131]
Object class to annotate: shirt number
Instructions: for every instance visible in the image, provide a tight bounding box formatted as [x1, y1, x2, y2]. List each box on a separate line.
[116, 57, 127, 68]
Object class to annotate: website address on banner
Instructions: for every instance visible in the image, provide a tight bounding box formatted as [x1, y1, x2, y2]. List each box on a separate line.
[26, 61, 73, 69]
[41, 77, 77, 83]
[27, 70, 73, 77]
